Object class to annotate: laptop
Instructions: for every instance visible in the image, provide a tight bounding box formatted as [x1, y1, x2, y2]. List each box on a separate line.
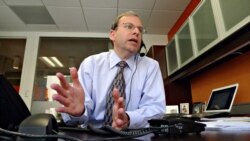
[189, 83, 239, 118]
[0, 75, 31, 131]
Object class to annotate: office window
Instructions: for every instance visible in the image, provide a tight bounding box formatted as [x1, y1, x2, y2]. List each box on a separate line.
[0, 39, 26, 92]
[33, 37, 109, 101]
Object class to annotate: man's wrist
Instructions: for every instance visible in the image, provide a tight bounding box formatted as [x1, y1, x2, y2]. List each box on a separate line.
[74, 106, 85, 117]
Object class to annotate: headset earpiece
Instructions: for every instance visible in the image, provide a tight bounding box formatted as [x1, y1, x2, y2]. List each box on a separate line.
[111, 24, 115, 30]
[111, 23, 117, 30]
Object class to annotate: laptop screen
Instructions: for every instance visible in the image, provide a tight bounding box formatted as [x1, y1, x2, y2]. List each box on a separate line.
[205, 83, 238, 113]
[0, 75, 31, 131]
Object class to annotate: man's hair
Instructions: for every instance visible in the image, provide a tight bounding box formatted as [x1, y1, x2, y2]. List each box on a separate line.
[111, 11, 140, 30]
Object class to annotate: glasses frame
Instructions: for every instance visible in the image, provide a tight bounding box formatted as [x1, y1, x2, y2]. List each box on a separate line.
[117, 22, 146, 34]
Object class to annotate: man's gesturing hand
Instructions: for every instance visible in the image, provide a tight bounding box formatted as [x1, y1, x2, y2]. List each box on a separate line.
[112, 88, 130, 130]
[51, 67, 85, 117]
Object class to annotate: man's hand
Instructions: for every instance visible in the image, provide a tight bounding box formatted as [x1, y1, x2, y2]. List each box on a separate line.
[112, 88, 130, 130]
[51, 67, 85, 117]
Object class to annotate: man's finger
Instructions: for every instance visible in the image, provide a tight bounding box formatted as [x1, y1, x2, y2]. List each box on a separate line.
[117, 108, 125, 120]
[55, 106, 71, 114]
[57, 72, 70, 89]
[118, 97, 124, 109]
[52, 93, 69, 107]
[112, 88, 120, 103]
[115, 118, 123, 128]
[55, 106, 65, 113]
[51, 83, 68, 98]
[70, 67, 81, 87]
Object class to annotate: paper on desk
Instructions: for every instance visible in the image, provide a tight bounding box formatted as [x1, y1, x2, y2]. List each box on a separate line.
[201, 116, 250, 122]
[199, 117, 250, 131]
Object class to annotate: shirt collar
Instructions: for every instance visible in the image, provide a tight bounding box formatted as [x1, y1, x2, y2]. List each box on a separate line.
[109, 50, 136, 70]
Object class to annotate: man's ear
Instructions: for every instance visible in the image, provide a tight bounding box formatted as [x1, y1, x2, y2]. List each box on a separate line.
[109, 30, 115, 41]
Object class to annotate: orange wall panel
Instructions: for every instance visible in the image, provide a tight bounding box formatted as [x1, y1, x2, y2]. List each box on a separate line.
[191, 51, 250, 104]
[167, 0, 201, 41]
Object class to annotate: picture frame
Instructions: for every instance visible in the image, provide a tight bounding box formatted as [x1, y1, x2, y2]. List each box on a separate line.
[166, 105, 179, 114]
[180, 103, 189, 114]
[192, 102, 206, 114]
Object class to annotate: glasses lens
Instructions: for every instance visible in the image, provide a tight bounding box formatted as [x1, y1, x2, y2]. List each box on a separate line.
[122, 23, 145, 33]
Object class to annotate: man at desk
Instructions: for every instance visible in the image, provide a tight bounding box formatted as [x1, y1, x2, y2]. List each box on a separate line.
[51, 11, 166, 130]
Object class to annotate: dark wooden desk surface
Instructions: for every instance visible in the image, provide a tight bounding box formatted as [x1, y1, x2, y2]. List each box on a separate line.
[59, 130, 250, 141]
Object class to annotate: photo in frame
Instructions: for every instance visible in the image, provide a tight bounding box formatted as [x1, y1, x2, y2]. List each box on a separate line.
[192, 102, 206, 114]
[180, 103, 189, 114]
[166, 105, 179, 114]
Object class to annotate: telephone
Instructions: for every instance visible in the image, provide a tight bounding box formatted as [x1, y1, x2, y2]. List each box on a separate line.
[148, 117, 206, 135]
[60, 117, 206, 137]
[13, 113, 206, 140]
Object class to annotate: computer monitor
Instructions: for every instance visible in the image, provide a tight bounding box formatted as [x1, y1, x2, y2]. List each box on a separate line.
[0, 75, 31, 131]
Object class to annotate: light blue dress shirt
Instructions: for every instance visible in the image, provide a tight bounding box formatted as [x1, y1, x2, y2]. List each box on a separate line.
[62, 50, 166, 129]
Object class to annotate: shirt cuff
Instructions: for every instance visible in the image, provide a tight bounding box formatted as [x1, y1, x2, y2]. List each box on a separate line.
[126, 111, 149, 129]
[61, 107, 88, 126]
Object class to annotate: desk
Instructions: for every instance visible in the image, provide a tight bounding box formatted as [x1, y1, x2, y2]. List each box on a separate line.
[59, 130, 250, 141]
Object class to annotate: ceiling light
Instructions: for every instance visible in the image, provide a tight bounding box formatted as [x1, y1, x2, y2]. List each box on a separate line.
[39, 56, 56, 67]
[39, 56, 64, 68]
[51, 57, 64, 67]
[13, 56, 20, 69]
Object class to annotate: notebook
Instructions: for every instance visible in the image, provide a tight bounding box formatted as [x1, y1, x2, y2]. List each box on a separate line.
[190, 83, 239, 118]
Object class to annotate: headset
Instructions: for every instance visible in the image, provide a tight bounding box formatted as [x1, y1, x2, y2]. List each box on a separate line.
[126, 41, 146, 109]
[139, 40, 147, 57]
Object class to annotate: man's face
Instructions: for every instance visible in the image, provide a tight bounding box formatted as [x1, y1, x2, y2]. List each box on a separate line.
[110, 15, 143, 55]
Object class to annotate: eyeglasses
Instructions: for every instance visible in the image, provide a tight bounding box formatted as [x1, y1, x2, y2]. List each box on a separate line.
[120, 23, 146, 34]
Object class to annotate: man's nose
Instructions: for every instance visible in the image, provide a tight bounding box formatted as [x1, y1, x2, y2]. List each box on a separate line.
[132, 27, 141, 35]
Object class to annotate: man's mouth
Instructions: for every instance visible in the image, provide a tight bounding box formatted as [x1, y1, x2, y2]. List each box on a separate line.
[128, 39, 138, 44]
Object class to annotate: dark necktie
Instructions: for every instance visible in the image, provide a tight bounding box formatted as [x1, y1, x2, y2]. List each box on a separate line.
[104, 61, 127, 126]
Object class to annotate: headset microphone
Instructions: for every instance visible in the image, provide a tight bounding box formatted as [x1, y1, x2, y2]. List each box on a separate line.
[140, 40, 147, 57]
[140, 53, 145, 57]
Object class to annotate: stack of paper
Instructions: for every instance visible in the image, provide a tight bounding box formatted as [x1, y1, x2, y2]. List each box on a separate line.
[199, 117, 250, 131]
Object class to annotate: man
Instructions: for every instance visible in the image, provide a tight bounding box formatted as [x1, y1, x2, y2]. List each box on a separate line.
[51, 11, 166, 130]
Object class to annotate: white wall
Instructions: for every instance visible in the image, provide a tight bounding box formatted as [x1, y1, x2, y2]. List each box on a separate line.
[0, 31, 168, 110]
[143, 34, 168, 48]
